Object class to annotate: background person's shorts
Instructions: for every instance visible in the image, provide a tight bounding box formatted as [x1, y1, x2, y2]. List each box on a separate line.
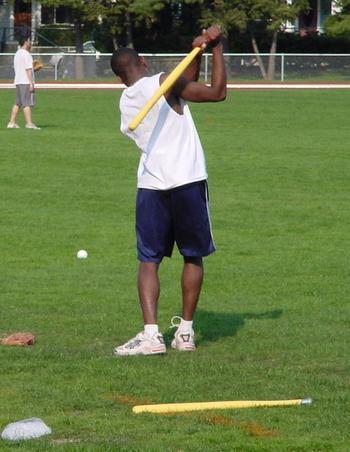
[136, 180, 215, 263]
[16, 84, 35, 107]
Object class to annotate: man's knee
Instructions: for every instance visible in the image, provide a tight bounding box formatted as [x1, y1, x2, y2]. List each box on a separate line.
[183, 256, 203, 266]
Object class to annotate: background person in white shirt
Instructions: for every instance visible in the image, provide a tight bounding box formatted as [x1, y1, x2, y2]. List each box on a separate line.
[7, 34, 40, 130]
[111, 25, 226, 356]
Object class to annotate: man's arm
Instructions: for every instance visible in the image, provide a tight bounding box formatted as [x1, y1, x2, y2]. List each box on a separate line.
[160, 25, 223, 86]
[180, 49, 202, 83]
[26, 68, 34, 92]
[176, 39, 226, 103]
[169, 25, 226, 103]
[181, 25, 213, 82]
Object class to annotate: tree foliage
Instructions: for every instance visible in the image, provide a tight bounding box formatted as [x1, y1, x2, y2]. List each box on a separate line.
[33, 0, 332, 66]
[38, 0, 164, 50]
[325, 0, 350, 37]
[97, 0, 165, 48]
[196, 0, 309, 80]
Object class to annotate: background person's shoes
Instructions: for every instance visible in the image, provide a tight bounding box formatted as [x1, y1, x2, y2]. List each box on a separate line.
[25, 124, 41, 130]
[7, 123, 20, 128]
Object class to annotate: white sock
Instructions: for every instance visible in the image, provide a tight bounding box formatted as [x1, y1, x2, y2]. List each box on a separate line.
[179, 318, 193, 332]
[144, 324, 159, 336]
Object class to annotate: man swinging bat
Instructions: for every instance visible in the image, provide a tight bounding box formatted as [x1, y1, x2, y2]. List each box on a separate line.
[110, 25, 226, 356]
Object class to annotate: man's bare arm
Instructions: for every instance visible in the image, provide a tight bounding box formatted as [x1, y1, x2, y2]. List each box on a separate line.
[176, 40, 227, 103]
[160, 25, 223, 88]
[182, 25, 222, 83]
[26, 68, 34, 92]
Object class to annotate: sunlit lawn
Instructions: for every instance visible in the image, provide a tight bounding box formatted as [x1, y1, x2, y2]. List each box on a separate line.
[0, 88, 349, 450]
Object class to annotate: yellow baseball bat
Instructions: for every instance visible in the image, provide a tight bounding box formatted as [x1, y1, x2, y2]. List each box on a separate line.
[128, 46, 202, 131]
[132, 398, 312, 414]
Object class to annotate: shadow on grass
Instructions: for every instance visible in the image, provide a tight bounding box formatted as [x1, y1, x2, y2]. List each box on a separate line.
[164, 309, 283, 345]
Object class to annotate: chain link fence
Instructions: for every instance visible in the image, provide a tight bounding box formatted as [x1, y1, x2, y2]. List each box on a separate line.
[1, 53, 350, 82]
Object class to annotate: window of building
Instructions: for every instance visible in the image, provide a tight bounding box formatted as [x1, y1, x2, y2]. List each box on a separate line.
[14, 0, 31, 14]
[41, 6, 72, 25]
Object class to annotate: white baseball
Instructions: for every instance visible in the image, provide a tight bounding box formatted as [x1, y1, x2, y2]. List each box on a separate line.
[77, 249, 88, 259]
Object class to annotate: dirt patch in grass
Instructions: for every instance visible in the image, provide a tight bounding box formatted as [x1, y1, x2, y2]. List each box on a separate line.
[202, 413, 279, 437]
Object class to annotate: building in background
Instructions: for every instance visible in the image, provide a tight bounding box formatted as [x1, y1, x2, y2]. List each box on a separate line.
[0, 0, 72, 49]
[298, 0, 340, 35]
[285, 0, 341, 34]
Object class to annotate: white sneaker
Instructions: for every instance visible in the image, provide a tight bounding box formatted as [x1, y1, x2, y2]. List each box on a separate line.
[113, 331, 166, 356]
[25, 124, 41, 130]
[170, 316, 196, 351]
[7, 123, 20, 129]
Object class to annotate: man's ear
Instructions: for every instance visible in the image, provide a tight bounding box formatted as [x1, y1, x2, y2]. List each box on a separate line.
[139, 56, 147, 68]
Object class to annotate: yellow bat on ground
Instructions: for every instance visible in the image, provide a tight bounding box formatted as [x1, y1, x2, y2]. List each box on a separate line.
[128, 46, 202, 131]
[132, 398, 312, 414]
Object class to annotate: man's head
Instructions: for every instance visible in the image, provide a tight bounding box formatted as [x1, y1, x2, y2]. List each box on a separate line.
[110, 48, 147, 86]
[18, 33, 31, 50]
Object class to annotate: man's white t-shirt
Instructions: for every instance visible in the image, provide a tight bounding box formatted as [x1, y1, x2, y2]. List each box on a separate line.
[120, 73, 207, 190]
[14, 48, 33, 85]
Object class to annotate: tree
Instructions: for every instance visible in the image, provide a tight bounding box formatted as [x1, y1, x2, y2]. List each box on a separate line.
[198, 0, 309, 80]
[325, 1, 350, 38]
[38, 0, 165, 50]
[97, 0, 165, 49]
[35, 0, 185, 52]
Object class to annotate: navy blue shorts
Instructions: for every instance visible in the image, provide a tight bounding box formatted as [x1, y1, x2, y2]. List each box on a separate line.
[136, 181, 215, 263]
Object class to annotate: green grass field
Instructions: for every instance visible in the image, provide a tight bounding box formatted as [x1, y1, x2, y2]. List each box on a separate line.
[0, 88, 349, 451]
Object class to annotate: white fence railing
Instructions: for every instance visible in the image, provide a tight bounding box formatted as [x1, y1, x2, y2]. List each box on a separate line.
[1, 53, 350, 82]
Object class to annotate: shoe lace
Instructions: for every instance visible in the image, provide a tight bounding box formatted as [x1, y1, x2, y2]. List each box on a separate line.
[124, 332, 144, 347]
[169, 316, 182, 329]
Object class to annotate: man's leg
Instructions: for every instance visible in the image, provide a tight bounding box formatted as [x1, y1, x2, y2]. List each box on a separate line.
[8, 104, 20, 126]
[138, 261, 160, 324]
[114, 187, 170, 356]
[170, 256, 203, 351]
[23, 106, 33, 126]
[114, 261, 165, 356]
[181, 257, 203, 320]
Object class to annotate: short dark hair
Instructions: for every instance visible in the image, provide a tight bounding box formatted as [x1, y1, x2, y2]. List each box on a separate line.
[18, 32, 31, 47]
[110, 47, 140, 77]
